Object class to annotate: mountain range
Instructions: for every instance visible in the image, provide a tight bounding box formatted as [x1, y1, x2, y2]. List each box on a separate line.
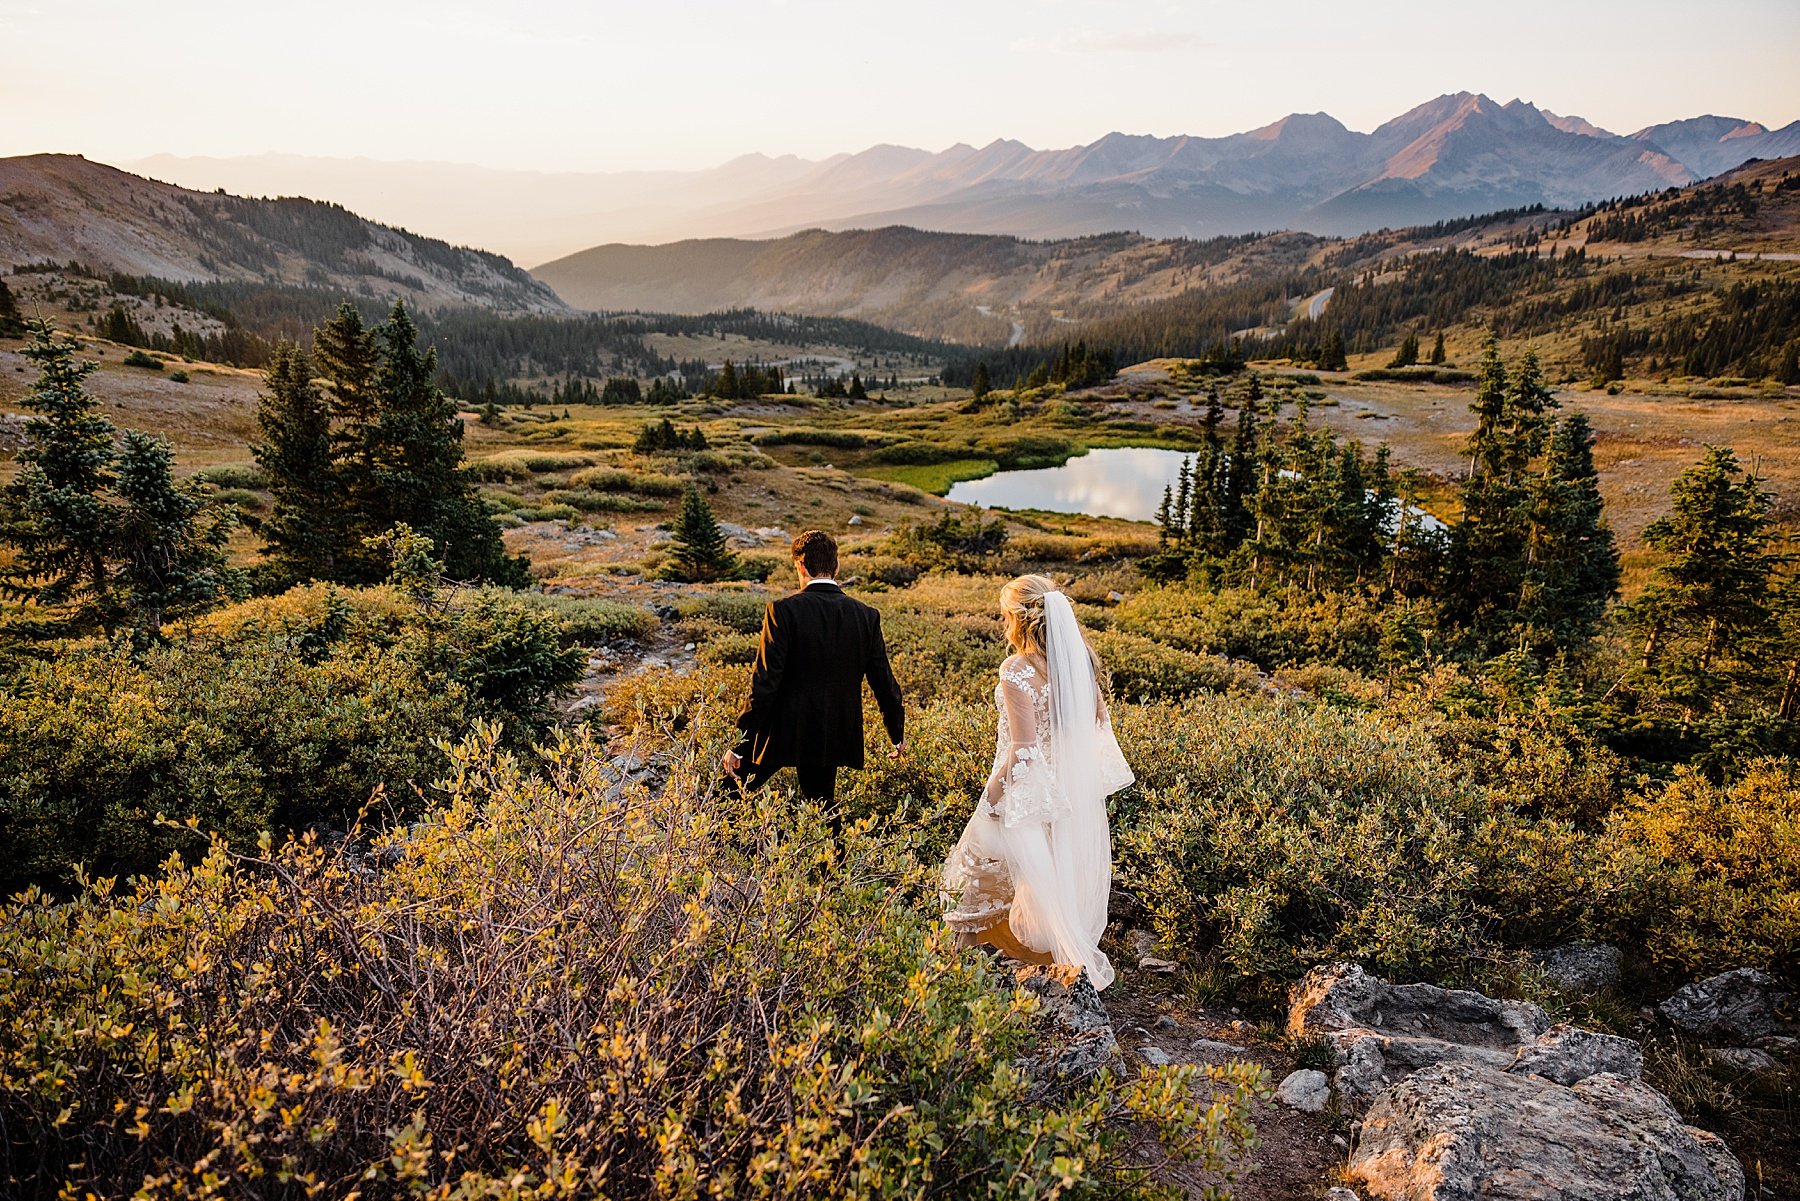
[123, 94, 1800, 263]
[0, 154, 563, 311]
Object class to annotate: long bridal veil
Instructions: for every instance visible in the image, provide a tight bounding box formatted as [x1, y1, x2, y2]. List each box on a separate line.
[984, 591, 1134, 988]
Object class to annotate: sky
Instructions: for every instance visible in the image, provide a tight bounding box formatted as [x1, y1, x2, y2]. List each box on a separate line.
[3, 0, 1798, 172]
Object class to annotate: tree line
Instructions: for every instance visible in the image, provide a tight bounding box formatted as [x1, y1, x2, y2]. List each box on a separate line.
[1145, 336, 1619, 660]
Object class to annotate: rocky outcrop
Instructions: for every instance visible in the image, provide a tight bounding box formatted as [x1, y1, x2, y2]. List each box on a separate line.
[1352, 1062, 1744, 1201]
[1287, 962, 1551, 1105]
[1290, 964, 1745, 1201]
[1659, 968, 1795, 1044]
[1015, 964, 1120, 1088]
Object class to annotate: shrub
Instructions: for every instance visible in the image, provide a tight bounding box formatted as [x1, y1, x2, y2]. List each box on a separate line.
[1087, 629, 1264, 702]
[193, 462, 269, 490]
[168, 369, 190, 383]
[674, 590, 771, 634]
[1612, 760, 1800, 984]
[0, 584, 583, 889]
[121, 349, 161, 370]
[1115, 586, 1385, 672]
[0, 729, 1266, 1197]
[510, 592, 659, 645]
[1112, 695, 1498, 988]
[570, 467, 685, 496]
[544, 488, 662, 514]
[893, 510, 1008, 568]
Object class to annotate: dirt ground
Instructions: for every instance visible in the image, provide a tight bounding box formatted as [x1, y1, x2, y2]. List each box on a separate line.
[1103, 971, 1349, 1200]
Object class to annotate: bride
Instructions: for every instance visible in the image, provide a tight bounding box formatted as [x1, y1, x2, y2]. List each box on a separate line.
[943, 574, 1134, 989]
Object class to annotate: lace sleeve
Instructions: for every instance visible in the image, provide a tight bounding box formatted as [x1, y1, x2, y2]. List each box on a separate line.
[980, 660, 1061, 826]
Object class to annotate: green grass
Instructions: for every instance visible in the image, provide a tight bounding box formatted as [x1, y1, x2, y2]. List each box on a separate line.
[857, 458, 999, 495]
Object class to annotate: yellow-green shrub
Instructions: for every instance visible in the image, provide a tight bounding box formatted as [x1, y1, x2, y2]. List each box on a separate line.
[1613, 760, 1800, 981]
[0, 729, 1265, 1199]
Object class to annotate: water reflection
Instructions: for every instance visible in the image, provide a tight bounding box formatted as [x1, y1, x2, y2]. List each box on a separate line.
[948, 446, 1446, 532]
[947, 448, 1191, 521]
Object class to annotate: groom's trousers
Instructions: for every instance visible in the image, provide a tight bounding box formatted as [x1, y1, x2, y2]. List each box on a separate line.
[794, 763, 837, 805]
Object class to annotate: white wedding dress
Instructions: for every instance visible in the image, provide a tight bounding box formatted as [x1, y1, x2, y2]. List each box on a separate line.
[942, 593, 1134, 989]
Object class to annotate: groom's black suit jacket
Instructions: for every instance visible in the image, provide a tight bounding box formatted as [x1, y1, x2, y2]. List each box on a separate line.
[734, 581, 905, 778]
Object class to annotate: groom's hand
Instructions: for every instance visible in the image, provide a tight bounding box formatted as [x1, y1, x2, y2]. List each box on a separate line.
[888, 741, 906, 760]
[722, 750, 743, 779]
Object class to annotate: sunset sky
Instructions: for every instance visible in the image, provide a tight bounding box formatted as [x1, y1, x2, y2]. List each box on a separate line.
[3, 0, 1797, 171]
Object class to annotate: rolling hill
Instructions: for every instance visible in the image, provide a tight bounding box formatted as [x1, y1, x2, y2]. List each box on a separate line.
[0, 154, 564, 312]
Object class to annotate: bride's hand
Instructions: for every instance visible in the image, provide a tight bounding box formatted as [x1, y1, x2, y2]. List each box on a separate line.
[722, 750, 743, 778]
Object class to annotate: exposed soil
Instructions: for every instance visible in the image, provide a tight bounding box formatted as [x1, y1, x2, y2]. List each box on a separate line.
[1104, 972, 1349, 1200]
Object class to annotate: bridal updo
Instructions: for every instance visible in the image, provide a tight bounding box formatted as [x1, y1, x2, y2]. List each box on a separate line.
[999, 574, 1109, 703]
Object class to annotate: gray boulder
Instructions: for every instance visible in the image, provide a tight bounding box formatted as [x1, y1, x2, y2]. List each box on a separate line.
[1276, 1068, 1330, 1112]
[1659, 968, 1795, 1043]
[1509, 1023, 1644, 1086]
[1350, 1062, 1744, 1201]
[1703, 1047, 1780, 1074]
[1287, 962, 1551, 1105]
[1534, 941, 1623, 992]
[1015, 964, 1120, 1086]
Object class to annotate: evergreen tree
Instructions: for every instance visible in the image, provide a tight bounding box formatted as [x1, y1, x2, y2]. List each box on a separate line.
[1429, 332, 1447, 366]
[847, 373, 868, 400]
[0, 321, 117, 624]
[1221, 394, 1259, 547]
[314, 301, 382, 565]
[1318, 329, 1348, 372]
[971, 361, 991, 401]
[1519, 413, 1619, 654]
[665, 487, 737, 582]
[253, 342, 341, 585]
[1447, 338, 1559, 646]
[111, 430, 236, 639]
[1633, 446, 1774, 725]
[369, 303, 523, 585]
[0, 277, 21, 337]
[1387, 332, 1420, 368]
[1778, 341, 1800, 386]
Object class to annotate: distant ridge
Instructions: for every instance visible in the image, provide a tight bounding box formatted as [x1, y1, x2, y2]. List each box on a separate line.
[125, 94, 1800, 259]
[0, 154, 564, 312]
[531, 157, 1800, 341]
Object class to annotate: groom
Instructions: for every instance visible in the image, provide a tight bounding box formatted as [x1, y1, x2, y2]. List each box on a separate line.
[723, 530, 905, 805]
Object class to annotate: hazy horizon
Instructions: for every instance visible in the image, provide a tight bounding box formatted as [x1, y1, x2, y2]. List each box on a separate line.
[3, 0, 1797, 174]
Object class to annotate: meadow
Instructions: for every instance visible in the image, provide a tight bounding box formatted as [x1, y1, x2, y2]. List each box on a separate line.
[0, 309, 1796, 1196]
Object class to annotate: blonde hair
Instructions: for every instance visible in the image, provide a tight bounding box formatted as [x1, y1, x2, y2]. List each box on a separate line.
[999, 574, 1109, 709]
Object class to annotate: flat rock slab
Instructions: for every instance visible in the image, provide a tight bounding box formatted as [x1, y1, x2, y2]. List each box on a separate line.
[1350, 1062, 1744, 1201]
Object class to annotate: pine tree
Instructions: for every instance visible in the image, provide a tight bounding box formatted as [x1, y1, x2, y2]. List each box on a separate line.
[1387, 332, 1420, 368]
[1633, 447, 1774, 724]
[1778, 341, 1800, 386]
[253, 342, 341, 585]
[666, 486, 737, 582]
[1318, 329, 1348, 371]
[971, 361, 991, 400]
[112, 430, 236, 639]
[1518, 413, 1619, 654]
[1221, 394, 1259, 548]
[369, 303, 522, 585]
[1154, 484, 1175, 545]
[1447, 337, 1561, 646]
[314, 302, 382, 567]
[0, 321, 117, 624]
[847, 373, 868, 400]
[1429, 332, 1447, 366]
[0, 277, 25, 337]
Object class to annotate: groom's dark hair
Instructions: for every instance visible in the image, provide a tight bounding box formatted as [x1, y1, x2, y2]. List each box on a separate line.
[792, 530, 838, 577]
